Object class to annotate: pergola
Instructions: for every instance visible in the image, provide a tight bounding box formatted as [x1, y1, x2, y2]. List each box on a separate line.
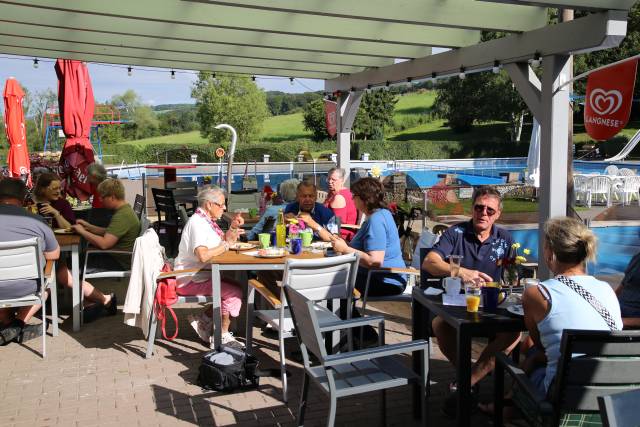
[0, 0, 636, 277]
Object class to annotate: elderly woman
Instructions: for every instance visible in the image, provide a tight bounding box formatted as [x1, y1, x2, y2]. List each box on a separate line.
[246, 178, 299, 241]
[32, 172, 76, 229]
[311, 177, 406, 296]
[324, 167, 357, 240]
[174, 186, 244, 348]
[521, 217, 622, 395]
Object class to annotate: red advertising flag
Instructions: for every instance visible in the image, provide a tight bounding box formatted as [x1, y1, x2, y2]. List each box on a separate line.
[324, 100, 338, 137]
[584, 59, 637, 141]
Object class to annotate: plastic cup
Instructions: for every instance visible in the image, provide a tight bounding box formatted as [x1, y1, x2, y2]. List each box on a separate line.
[258, 233, 271, 249]
[248, 207, 258, 218]
[465, 285, 481, 313]
[443, 277, 461, 295]
[449, 255, 463, 277]
[522, 278, 540, 290]
[290, 237, 302, 255]
[300, 230, 313, 247]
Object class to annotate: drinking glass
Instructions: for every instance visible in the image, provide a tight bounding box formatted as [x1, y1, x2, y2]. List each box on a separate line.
[449, 255, 463, 277]
[464, 285, 481, 313]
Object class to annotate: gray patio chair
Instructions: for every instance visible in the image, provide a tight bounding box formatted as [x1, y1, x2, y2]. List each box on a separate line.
[284, 285, 429, 427]
[0, 238, 57, 358]
[245, 253, 360, 403]
[598, 388, 640, 427]
[494, 329, 640, 427]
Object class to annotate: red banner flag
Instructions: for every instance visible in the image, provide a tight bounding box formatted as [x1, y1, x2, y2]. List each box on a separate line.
[324, 100, 337, 137]
[584, 59, 637, 141]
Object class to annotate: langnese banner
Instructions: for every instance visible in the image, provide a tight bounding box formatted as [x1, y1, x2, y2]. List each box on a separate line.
[584, 59, 637, 141]
[324, 99, 337, 137]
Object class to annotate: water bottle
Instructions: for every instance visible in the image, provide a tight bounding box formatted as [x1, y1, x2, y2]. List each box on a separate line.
[276, 209, 286, 248]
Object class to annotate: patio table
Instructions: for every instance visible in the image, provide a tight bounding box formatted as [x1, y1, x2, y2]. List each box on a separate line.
[208, 249, 323, 349]
[411, 287, 526, 427]
[55, 232, 82, 331]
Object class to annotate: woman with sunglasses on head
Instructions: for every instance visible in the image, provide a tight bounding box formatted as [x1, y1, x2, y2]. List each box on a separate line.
[421, 185, 517, 416]
[32, 172, 76, 229]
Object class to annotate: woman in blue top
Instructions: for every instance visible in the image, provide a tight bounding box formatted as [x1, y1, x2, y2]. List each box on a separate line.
[314, 177, 406, 296]
[522, 217, 622, 395]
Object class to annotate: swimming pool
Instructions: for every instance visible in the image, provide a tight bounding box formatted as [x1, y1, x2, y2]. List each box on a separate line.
[507, 223, 640, 275]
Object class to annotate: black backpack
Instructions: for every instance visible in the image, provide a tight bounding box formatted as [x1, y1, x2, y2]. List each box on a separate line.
[197, 346, 260, 392]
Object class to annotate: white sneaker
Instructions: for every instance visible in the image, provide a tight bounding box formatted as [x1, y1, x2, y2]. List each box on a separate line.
[220, 332, 244, 349]
[188, 314, 212, 344]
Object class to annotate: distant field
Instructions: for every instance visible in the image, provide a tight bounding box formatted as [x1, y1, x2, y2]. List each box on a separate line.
[117, 130, 208, 148]
[260, 112, 311, 142]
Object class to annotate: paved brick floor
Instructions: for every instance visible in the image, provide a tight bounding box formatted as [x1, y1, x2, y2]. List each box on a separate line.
[0, 279, 499, 427]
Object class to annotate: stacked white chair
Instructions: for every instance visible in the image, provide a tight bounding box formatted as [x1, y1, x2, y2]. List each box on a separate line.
[619, 168, 636, 176]
[604, 164, 619, 175]
[615, 175, 640, 205]
[585, 175, 613, 208]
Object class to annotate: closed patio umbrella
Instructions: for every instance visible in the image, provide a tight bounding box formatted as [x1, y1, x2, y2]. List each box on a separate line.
[55, 59, 95, 200]
[3, 77, 31, 186]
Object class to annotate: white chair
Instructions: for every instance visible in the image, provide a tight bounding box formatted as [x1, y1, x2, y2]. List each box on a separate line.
[246, 253, 360, 402]
[614, 175, 640, 206]
[604, 164, 619, 175]
[584, 175, 613, 208]
[316, 190, 328, 204]
[0, 238, 57, 357]
[284, 285, 429, 426]
[573, 174, 590, 206]
[618, 167, 636, 176]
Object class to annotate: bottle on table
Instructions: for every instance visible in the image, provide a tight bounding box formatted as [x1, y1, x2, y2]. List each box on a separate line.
[275, 208, 286, 248]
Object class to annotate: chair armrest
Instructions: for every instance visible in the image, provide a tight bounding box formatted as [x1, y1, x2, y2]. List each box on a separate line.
[369, 266, 420, 276]
[248, 279, 282, 308]
[157, 268, 209, 280]
[318, 315, 385, 333]
[44, 259, 55, 278]
[495, 353, 553, 413]
[323, 340, 429, 367]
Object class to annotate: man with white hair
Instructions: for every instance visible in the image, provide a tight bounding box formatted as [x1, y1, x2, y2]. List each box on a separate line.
[174, 186, 244, 348]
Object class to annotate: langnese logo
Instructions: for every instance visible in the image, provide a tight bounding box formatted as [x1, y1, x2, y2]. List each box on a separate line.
[588, 88, 623, 116]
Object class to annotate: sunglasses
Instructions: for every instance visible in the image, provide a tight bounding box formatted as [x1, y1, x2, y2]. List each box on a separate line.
[473, 204, 497, 216]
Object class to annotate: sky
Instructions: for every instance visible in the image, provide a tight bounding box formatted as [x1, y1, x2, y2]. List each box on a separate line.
[0, 54, 325, 107]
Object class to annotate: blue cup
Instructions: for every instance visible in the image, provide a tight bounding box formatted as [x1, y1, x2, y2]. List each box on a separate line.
[481, 284, 507, 311]
[290, 237, 302, 255]
[270, 230, 277, 247]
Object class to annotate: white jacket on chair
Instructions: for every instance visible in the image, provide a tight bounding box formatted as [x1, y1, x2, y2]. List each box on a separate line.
[123, 228, 166, 337]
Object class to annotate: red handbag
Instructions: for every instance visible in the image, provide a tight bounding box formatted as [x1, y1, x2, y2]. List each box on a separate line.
[153, 262, 179, 340]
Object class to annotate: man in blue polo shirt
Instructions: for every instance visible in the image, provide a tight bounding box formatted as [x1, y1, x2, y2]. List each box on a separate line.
[422, 185, 518, 416]
[284, 181, 335, 232]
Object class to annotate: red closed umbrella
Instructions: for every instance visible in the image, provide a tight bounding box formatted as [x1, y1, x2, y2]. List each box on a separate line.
[3, 77, 31, 187]
[55, 59, 95, 200]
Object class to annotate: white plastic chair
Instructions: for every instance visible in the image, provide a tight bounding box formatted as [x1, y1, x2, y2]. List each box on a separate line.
[584, 175, 613, 208]
[618, 168, 636, 176]
[0, 238, 57, 357]
[614, 175, 640, 206]
[604, 165, 619, 175]
[573, 174, 590, 206]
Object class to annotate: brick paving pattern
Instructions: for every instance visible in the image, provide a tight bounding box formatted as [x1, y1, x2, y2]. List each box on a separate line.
[0, 279, 499, 427]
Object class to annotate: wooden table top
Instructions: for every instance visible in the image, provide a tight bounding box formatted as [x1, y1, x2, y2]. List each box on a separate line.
[207, 249, 323, 265]
[55, 232, 81, 246]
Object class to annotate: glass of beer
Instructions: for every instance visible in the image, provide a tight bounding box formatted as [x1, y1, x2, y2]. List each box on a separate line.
[465, 284, 481, 313]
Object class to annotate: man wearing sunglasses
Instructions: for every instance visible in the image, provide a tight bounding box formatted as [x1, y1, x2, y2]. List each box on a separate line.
[422, 185, 518, 417]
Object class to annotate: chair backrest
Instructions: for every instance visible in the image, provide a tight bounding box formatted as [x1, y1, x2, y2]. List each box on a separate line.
[551, 329, 640, 417]
[618, 168, 636, 176]
[0, 237, 42, 282]
[282, 253, 360, 303]
[166, 180, 197, 191]
[151, 188, 178, 220]
[598, 388, 640, 427]
[261, 216, 276, 233]
[139, 216, 151, 237]
[589, 176, 612, 193]
[284, 285, 331, 364]
[316, 190, 328, 204]
[133, 194, 145, 219]
[621, 175, 640, 191]
[604, 165, 619, 175]
[573, 175, 589, 192]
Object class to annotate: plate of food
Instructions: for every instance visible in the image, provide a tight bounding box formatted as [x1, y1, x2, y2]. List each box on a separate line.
[256, 248, 288, 258]
[229, 242, 256, 251]
[54, 228, 74, 234]
[506, 304, 524, 316]
[310, 241, 332, 250]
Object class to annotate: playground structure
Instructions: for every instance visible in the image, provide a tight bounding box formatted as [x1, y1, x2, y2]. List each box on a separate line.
[42, 104, 129, 161]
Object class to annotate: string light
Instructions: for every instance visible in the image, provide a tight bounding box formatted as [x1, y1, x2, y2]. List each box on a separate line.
[127, 66, 132, 76]
[170, 70, 176, 79]
[289, 77, 294, 86]
[251, 75, 256, 81]
[492, 60, 501, 74]
[32, 58, 39, 69]
[458, 67, 466, 80]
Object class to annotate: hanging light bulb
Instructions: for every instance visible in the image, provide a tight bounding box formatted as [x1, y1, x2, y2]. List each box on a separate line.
[251, 75, 256, 81]
[170, 70, 176, 79]
[127, 66, 132, 77]
[530, 53, 542, 68]
[492, 60, 501, 74]
[33, 58, 39, 69]
[289, 77, 294, 86]
[458, 67, 466, 80]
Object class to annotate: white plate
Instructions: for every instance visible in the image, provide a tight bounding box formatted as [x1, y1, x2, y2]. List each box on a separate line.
[310, 241, 332, 249]
[229, 243, 256, 251]
[506, 304, 524, 316]
[256, 248, 288, 258]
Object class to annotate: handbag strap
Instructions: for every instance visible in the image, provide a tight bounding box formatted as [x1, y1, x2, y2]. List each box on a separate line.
[555, 275, 618, 331]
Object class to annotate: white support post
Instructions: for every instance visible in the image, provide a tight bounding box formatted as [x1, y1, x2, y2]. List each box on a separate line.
[336, 91, 363, 185]
[537, 54, 571, 279]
